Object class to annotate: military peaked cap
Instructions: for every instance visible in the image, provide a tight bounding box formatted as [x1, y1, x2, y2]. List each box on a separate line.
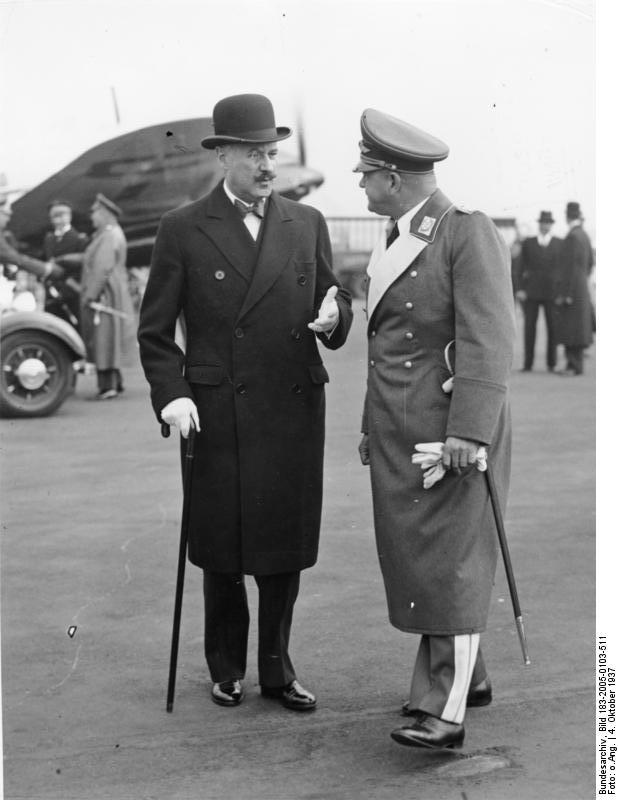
[353, 109, 449, 174]
[93, 193, 122, 218]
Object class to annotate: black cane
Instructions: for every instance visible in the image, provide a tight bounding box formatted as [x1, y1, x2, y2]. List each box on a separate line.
[485, 465, 531, 666]
[161, 420, 197, 711]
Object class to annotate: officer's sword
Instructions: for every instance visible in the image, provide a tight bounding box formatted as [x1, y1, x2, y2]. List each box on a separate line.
[485, 464, 531, 666]
[89, 301, 130, 325]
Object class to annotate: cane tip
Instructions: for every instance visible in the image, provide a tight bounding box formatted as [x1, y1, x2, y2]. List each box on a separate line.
[166, 703, 174, 713]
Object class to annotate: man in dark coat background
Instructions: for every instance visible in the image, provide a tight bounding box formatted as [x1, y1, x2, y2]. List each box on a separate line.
[515, 210, 561, 372]
[554, 201, 594, 375]
[43, 200, 88, 326]
[355, 109, 515, 750]
[138, 94, 353, 712]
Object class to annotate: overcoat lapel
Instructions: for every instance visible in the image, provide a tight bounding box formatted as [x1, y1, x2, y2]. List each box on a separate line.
[367, 189, 454, 322]
[195, 183, 257, 283]
[237, 193, 297, 320]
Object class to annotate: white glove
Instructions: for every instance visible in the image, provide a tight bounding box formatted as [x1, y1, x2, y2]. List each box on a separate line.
[412, 441, 487, 489]
[161, 397, 201, 438]
[308, 286, 339, 333]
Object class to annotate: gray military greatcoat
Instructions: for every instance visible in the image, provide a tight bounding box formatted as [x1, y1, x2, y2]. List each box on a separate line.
[362, 189, 515, 634]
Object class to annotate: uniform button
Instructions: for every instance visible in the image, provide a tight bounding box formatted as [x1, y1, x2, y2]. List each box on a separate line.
[215, 270, 225, 280]
[371, 330, 376, 337]
[291, 383, 302, 393]
[370, 359, 375, 367]
[234, 327, 244, 339]
[404, 361, 412, 368]
[236, 383, 247, 394]
[297, 275, 307, 286]
[405, 302, 413, 309]
[405, 331, 414, 340]
[410, 270, 418, 278]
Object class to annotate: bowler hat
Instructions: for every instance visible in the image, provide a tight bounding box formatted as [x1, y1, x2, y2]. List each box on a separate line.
[201, 94, 292, 149]
[353, 109, 449, 174]
[566, 201, 582, 220]
[537, 210, 554, 224]
[93, 193, 122, 218]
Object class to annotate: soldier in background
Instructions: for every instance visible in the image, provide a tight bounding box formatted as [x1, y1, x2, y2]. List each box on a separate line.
[515, 210, 562, 372]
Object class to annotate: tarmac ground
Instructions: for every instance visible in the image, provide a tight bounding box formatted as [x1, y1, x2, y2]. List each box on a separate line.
[1, 302, 595, 800]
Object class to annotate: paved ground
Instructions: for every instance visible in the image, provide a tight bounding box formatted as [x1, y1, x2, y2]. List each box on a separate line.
[1, 302, 595, 800]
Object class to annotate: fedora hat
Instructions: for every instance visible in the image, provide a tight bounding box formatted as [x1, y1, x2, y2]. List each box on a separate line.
[201, 94, 292, 149]
[537, 210, 554, 224]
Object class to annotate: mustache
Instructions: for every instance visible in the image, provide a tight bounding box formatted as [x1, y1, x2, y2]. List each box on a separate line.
[256, 172, 276, 181]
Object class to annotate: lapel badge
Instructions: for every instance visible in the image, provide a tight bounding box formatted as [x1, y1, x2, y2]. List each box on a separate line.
[418, 216, 436, 236]
[214, 270, 226, 280]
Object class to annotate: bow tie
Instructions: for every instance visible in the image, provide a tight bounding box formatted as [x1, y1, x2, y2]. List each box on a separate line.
[234, 199, 265, 219]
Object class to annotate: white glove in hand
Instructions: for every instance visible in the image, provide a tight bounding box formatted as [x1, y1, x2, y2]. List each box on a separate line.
[308, 286, 339, 333]
[412, 441, 487, 489]
[161, 397, 201, 438]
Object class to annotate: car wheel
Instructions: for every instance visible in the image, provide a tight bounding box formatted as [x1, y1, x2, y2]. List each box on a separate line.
[0, 331, 74, 417]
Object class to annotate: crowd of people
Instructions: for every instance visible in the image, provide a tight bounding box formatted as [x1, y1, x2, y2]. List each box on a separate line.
[0, 194, 135, 399]
[512, 203, 595, 376]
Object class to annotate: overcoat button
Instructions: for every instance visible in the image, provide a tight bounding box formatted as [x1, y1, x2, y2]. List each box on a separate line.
[297, 275, 307, 286]
[405, 302, 413, 309]
[405, 331, 414, 339]
[410, 270, 418, 278]
[370, 360, 375, 367]
[291, 329, 301, 340]
[215, 270, 225, 280]
[404, 361, 412, 368]
[371, 330, 376, 337]
[234, 327, 244, 338]
[291, 383, 302, 393]
[236, 383, 246, 394]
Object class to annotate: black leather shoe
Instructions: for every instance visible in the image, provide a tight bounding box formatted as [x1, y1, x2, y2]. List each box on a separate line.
[391, 713, 464, 750]
[211, 680, 244, 706]
[261, 679, 316, 711]
[466, 677, 493, 707]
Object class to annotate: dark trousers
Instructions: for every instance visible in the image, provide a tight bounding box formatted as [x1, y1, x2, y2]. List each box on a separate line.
[203, 570, 300, 688]
[522, 298, 556, 370]
[97, 368, 123, 393]
[564, 346, 584, 374]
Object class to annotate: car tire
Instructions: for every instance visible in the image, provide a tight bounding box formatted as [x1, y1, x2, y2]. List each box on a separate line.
[0, 330, 74, 417]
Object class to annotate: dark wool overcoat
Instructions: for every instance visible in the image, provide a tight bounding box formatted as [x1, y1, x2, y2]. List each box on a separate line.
[138, 183, 353, 575]
[80, 225, 135, 369]
[515, 236, 562, 300]
[362, 189, 515, 635]
[553, 224, 594, 347]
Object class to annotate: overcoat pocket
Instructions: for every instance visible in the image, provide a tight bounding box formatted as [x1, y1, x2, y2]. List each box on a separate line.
[185, 365, 225, 385]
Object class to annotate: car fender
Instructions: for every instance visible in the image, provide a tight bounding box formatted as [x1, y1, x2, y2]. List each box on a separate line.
[0, 310, 86, 359]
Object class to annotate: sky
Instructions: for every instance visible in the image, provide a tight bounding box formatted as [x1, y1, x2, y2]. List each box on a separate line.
[0, 0, 597, 239]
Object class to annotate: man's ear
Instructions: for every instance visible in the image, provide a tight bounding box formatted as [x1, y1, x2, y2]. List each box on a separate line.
[388, 171, 402, 193]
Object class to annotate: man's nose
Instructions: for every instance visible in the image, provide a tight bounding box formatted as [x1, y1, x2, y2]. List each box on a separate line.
[359, 175, 366, 188]
[259, 154, 275, 171]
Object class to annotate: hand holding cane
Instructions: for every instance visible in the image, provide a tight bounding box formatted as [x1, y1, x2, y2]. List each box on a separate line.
[162, 420, 196, 711]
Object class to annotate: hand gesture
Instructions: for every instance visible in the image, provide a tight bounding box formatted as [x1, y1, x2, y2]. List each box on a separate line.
[308, 286, 339, 333]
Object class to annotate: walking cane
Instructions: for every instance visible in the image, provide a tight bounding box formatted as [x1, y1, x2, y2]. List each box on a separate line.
[485, 465, 531, 666]
[161, 420, 197, 711]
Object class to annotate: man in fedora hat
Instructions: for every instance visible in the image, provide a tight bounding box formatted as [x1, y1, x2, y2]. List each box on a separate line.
[354, 108, 515, 749]
[139, 94, 352, 711]
[553, 201, 594, 375]
[514, 210, 562, 372]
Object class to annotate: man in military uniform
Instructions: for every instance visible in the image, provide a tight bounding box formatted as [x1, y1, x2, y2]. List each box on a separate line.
[0, 199, 63, 282]
[515, 210, 561, 372]
[355, 109, 515, 749]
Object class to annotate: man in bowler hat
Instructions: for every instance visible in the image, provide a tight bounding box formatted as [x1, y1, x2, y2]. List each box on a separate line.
[515, 210, 561, 372]
[139, 94, 353, 711]
[355, 108, 515, 749]
[553, 201, 594, 375]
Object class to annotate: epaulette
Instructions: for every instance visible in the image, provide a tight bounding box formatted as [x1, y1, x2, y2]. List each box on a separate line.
[454, 203, 476, 215]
